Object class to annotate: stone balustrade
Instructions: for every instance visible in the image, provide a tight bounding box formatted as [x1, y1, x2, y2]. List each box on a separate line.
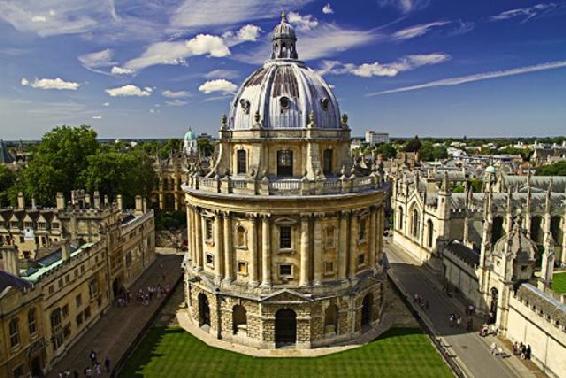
[185, 174, 382, 196]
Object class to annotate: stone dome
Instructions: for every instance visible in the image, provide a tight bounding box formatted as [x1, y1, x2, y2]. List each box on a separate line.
[228, 13, 341, 131]
[493, 220, 537, 263]
[184, 128, 195, 141]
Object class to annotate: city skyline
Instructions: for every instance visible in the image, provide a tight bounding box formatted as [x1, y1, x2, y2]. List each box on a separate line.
[1, 0, 566, 139]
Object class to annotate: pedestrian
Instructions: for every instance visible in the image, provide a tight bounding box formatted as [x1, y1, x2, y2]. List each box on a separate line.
[456, 315, 462, 328]
[94, 362, 102, 376]
[526, 345, 531, 360]
[490, 342, 497, 355]
[105, 356, 111, 373]
[64, 370, 71, 377]
[58, 372, 63, 378]
[90, 350, 97, 364]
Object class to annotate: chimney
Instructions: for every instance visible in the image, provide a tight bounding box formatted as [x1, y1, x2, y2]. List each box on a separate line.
[84, 193, 91, 208]
[31, 197, 36, 210]
[116, 194, 123, 211]
[17, 192, 25, 209]
[61, 241, 70, 263]
[135, 195, 143, 216]
[0, 247, 20, 276]
[93, 191, 101, 209]
[142, 198, 147, 213]
[56, 193, 65, 210]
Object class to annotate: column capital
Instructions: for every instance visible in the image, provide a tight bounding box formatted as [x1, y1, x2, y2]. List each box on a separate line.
[245, 212, 259, 219]
[259, 213, 271, 220]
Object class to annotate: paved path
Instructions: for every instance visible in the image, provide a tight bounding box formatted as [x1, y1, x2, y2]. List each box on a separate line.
[48, 253, 183, 377]
[386, 241, 536, 378]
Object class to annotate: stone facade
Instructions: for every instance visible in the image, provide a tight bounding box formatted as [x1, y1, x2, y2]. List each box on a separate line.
[183, 15, 386, 349]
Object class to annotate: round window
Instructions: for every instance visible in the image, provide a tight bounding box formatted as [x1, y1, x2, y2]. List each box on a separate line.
[279, 96, 290, 109]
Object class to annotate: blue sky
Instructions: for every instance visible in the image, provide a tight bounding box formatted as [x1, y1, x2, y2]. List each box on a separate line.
[1, 0, 566, 139]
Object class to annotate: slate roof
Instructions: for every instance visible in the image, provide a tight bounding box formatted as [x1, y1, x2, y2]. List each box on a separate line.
[445, 241, 480, 267]
[0, 270, 32, 293]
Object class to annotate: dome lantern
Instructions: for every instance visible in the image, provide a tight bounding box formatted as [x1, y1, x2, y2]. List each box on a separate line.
[271, 11, 298, 60]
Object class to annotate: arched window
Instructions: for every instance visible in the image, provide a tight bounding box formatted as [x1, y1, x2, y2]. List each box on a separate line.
[9, 318, 20, 348]
[237, 149, 247, 174]
[237, 226, 247, 248]
[323, 149, 333, 175]
[398, 207, 404, 230]
[277, 150, 293, 177]
[412, 208, 420, 238]
[359, 217, 367, 241]
[427, 219, 434, 247]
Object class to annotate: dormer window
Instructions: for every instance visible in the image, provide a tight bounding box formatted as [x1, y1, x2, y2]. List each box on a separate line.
[321, 97, 329, 110]
[279, 96, 290, 110]
[239, 99, 251, 114]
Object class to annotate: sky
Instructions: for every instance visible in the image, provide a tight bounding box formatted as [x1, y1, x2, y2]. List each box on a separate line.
[1, 0, 566, 139]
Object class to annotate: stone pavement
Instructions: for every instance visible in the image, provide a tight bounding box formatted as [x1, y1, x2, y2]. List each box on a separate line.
[386, 240, 541, 378]
[47, 253, 183, 378]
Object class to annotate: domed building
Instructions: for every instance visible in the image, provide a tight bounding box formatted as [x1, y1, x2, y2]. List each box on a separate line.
[184, 127, 197, 156]
[182, 14, 386, 349]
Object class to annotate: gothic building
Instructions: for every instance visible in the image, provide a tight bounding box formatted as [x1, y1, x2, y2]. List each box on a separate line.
[182, 15, 386, 349]
[391, 169, 566, 376]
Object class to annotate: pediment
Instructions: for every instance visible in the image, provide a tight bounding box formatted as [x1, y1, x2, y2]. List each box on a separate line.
[261, 289, 312, 303]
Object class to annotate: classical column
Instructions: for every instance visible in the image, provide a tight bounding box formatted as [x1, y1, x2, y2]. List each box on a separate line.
[368, 207, 376, 269]
[195, 209, 203, 270]
[561, 214, 566, 266]
[261, 215, 272, 287]
[299, 215, 311, 287]
[338, 211, 348, 281]
[214, 212, 224, 284]
[249, 214, 259, 286]
[186, 206, 193, 266]
[349, 212, 358, 279]
[223, 212, 233, 283]
[377, 208, 384, 261]
[313, 214, 323, 286]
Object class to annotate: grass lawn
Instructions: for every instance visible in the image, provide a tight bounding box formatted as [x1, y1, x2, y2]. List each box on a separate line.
[552, 272, 566, 294]
[119, 327, 452, 378]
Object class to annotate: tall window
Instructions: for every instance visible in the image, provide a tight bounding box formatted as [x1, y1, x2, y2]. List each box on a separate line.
[237, 226, 247, 247]
[9, 318, 20, 348]
[206, 219, 213, 240]
[277, 150, 293, 177]
[323, 149, 333, 175]
[359, 217, 367, 241]
[28, 309, 37, 335]
[397, 207, 404, 230]
[280, 226, 292, 249]
[427, 219, 434, 247]
[412, 209, 420, 238]
[237, 149, 247, 174]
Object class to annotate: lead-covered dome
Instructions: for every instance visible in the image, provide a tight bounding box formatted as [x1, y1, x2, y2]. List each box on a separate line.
[228, 13, 341, 130]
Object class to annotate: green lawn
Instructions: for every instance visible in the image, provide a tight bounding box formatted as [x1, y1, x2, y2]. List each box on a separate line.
[552, 272, 566, 294]
[119, 327, 452, 378]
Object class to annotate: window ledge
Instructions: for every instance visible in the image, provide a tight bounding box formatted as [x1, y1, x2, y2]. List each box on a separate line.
[278, 248, 295, 255]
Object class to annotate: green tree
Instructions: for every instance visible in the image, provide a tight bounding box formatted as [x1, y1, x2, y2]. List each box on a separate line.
[0, 165, 16, 207]
[16, 126, 98, 205]
[198, 138, 214, 157]
[374, 143, 397, 159]
[536, 161, 566, 176]
[404, 135, 422, 153]
[419, 142, 447, 162]
[81, 147, 156, 208]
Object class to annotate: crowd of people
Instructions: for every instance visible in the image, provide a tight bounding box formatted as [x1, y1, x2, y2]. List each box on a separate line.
[513, 342, 532, 360]
[56, 352, 110, 378]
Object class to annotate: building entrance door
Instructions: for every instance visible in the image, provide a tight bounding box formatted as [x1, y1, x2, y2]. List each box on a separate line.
[361, 294, 373, 328]
[199, 293, 210, 327]
[275, 309, 297, 347]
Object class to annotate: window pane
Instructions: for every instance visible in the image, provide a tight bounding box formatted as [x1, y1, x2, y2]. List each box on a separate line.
[280, 226, 292, 248]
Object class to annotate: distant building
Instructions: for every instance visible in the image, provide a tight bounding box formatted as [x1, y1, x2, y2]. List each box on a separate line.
[183, 127, 198, 156]
[365, 130, 389, 146]
[0, 139, 15, 165]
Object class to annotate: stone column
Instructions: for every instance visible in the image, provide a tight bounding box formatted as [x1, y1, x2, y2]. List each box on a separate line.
[369, 207, 376, 269]
[249, 214, 259, 286]
[377, 208, 384, 261]
[159, 180, 164, 209]
[561, 214, 566, 266]
[261, 215, 271, 287]
[300, 215, 311, 287]
[214, 213, 224, 284]
[186, 206, 193, 266]
[195, 209, 203, 270]
[338, 211, 348, 281]
[223, 212, 233, 283]
[349, 212, 358, 279]
[313, 214, 323, 286]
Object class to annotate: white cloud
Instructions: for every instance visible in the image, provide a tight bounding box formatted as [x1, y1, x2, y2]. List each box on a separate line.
[92, 115, 102, 119]
[319, 53, 450, 77]
[21, 77, 80, 90]
[205, 69, 239, 79]
[162, 90, 191, 99]
[378, 0, 430, 13]
[369, 60, 566, 96]
[322, 3, 334, 14]
[491, 3, 558, 23]
[105, 85, 153, 97]
[198, 79, 237, 94]
[165, 100, 189, 106]
[0, 0, 110, 37]
[222, 24, 262, 47]
[171, 0, 314, 28]
[78, 49, 115, 71]
[122, 34, 230, 72]
[102, 102, 110, 107]
[111, 66, 134, 75]
[287, 12, 319, 31]
[392, 21, 451, 40]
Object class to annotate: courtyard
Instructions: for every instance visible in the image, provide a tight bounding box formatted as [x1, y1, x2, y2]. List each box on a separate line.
[552, 271, 566, 294]
[119, 326, 451, 377]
